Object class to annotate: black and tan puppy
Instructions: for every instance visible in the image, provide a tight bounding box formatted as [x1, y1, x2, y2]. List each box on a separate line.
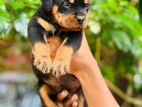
[28, 0, 91, 107]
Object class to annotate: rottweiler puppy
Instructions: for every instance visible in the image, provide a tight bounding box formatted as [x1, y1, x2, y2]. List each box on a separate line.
[28, 0, 91, 107]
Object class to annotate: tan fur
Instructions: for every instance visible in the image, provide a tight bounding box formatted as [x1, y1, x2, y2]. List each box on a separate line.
[78, 96, 84, 107]
[39, 84, 57, 107]
[55, 38, 72, 62]
[44, 36, 62, 60]
[69, 0, 74, 4]
[52, 38, 73, 77]
[84, 0, 89, 4]
[32, 40, 52, 74]
[37, 18, 56, 34]
[32, 42, 50, 57]
[52, 5, 88, 31]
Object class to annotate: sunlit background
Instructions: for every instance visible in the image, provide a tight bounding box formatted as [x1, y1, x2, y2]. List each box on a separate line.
[0, 0, 142, 107]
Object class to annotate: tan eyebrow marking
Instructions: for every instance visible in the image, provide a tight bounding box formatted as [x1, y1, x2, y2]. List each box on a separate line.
[69, 0, 74, 4]
[84, 0, 89, 4]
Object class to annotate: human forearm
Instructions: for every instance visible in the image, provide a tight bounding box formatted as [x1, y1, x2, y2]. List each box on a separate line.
[74, 58, 120, 107]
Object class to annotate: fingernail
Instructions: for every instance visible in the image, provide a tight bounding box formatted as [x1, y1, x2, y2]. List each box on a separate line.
[72, 101, 78, 107]
[62, 90, 68, 96]
[72, 95, 78, 100]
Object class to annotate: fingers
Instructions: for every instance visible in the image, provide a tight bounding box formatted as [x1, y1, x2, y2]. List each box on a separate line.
[64, 94, 78, 107]
[57, 90, 79, 107]
[57, 90, 68, 102]
[72, 101, 78, 107]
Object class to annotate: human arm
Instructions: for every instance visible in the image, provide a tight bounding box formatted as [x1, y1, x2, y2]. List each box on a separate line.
[69, 32, 120, 107]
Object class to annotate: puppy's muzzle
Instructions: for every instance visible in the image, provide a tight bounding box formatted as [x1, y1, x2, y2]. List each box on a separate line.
[76, 15, 85, 23]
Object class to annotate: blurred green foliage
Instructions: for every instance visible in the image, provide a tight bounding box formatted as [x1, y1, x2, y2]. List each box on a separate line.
[88, 0, 142, 92]
[0, 0, 39, 38]
[0, 0, 142, 106]
[90, 0, 142, 57]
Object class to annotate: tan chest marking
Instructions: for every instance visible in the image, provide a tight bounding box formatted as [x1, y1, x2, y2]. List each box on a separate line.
[55, 37, 73, 62]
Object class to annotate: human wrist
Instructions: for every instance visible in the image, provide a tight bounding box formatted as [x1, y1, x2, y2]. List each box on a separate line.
[73, 56, 99, 79]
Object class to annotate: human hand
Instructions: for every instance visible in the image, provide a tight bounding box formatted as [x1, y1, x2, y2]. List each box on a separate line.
[70, 32, 95, 75]
[57, 90, 78, 107]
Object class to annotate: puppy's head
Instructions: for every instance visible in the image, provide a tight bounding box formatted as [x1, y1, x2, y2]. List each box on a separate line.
[41, 0, 91, 31]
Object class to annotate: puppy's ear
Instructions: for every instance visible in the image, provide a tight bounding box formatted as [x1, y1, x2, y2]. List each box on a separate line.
[41, 0, 53, 11]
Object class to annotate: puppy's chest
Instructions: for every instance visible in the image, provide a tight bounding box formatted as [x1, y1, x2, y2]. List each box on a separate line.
[44, 36, 81, 94]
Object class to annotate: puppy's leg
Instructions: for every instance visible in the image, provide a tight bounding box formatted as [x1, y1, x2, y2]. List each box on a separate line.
[52, 31, 82, 77]
[28, 17, 56, 73]
[78, 96, 84, 107]
[38, 83, 58, 107]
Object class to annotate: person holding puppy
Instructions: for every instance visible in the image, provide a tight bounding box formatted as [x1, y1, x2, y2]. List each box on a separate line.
[28, 0, 120, 106]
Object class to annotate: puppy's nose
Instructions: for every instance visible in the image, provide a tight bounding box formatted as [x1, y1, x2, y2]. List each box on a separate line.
[76, 15, 85, 23]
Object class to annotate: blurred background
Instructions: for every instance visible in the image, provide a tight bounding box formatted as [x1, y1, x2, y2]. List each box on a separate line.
[0, 0, 142, 107]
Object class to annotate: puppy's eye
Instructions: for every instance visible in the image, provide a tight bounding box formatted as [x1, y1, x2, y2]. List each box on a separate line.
[85, 4, 90, 9]
[63, 1, 71, 8]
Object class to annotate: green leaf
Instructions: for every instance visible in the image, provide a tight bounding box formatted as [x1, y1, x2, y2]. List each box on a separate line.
[13, 2, 25, 10]
[112, 30, 131, 52]
[0, 0, 4, 6]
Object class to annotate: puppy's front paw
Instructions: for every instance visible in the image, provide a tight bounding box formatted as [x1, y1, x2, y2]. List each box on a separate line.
[52, 59, 70, 77]
[34, 56, 52, 74]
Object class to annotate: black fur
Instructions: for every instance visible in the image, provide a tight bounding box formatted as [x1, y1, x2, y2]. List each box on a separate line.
[41, 0, 53, 11]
